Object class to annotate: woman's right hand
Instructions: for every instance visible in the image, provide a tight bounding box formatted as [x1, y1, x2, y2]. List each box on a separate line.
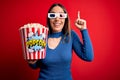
[27, 60, 37, 64]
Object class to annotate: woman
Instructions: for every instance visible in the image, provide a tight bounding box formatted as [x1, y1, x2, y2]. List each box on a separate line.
[28, 3, 94, 80]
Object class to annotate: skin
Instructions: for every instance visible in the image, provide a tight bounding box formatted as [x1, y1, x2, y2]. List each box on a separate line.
[75, 11, 87, 30]
[49, 6, 66, 33]
[28, 6, 87, 64]
[48, 6, 66, 49]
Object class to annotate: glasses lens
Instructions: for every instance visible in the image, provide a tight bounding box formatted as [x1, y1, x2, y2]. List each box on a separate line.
[59, 13, 67, 18]
[48, 13, 56, 18]
[60, 14, 63, 17]
[50, 14, 55, 18]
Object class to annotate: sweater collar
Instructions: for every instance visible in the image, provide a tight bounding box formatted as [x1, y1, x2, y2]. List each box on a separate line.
[49, 31, 63, 38]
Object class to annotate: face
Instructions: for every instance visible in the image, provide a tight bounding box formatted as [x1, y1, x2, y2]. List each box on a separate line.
[49, 6, 66, 32]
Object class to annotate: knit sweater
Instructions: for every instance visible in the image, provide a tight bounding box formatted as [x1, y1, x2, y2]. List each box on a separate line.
[29, 29, 94, 80]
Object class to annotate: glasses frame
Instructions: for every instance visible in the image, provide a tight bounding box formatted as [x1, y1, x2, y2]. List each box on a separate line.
[48, 13, 67, 19]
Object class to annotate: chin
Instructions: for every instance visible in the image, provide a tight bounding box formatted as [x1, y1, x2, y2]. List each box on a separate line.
[51, 26, 63, 32]
[53, 29, 62, 32]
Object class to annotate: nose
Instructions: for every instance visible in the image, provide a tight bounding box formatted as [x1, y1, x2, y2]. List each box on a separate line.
[55, 16, 60, 20]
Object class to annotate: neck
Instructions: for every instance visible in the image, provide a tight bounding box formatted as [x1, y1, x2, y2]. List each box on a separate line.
[49, 31, 63, 38]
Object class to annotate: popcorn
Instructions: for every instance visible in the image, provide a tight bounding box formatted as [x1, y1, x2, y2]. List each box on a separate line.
[19, 23, 48, 60]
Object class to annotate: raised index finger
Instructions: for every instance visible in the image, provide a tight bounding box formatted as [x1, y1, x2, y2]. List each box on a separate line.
[78, 11, 80, 19]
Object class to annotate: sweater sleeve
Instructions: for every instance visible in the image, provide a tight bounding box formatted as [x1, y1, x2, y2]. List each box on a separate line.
[28, 60, 41, 69]
[72, 29, 94, 61]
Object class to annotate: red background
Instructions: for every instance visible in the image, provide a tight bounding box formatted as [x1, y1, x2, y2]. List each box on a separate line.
[0, 0, 120, 80]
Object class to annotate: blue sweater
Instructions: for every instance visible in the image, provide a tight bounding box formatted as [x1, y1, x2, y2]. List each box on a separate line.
[29, 29, 94, 80]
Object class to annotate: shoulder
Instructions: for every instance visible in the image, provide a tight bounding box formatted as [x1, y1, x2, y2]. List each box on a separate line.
[71, 30, 79, 37]
[70, 30, 79, 40]
[71, 30, 77, 36]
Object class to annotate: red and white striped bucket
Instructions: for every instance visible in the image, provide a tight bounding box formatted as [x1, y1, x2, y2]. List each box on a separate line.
[19, 23, 48, 60]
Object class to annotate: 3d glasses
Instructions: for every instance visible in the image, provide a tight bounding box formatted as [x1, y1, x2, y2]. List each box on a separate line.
[48, 13, 67, 19]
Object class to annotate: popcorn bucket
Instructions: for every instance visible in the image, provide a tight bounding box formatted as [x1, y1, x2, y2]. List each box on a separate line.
[19, 23, 48, 60]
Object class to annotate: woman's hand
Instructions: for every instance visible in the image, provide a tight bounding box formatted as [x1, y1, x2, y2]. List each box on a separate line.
[27, 60, 37, 64]
[75, 11, 87, 30]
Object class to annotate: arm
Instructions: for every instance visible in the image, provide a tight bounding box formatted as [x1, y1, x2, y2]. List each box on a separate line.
[72, 30, 94, 61]
[73, 11, 94, 61]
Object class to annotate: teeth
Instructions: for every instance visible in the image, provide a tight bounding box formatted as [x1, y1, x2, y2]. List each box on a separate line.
[55, 23, 60, 26]
[54, 22, 61, 26]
